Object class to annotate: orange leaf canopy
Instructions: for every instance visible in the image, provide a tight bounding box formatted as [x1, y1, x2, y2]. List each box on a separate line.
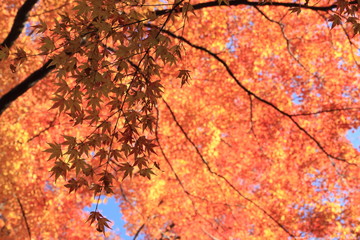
[0, 0, 359, 239]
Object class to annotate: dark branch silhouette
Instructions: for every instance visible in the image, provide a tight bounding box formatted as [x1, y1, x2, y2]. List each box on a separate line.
[0, 60, 54, 116]
[0, 0, 356, 116]
[291, 107, 360, 117]
[155, 0, 357, 15]
[1, 0, 38, 49]
[162, 98, 297, 238]
[149, 24, 357, 166]
[133, 223, 145, 240]
[16, 197, 31, 239]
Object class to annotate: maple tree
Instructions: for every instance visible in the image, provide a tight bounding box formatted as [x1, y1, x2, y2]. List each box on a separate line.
[1, 0, 360, 239]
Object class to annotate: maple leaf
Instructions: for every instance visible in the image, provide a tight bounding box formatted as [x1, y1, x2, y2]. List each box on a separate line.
[13, 47, 27, 67]
[99, 171, 115, 188]
[2, 0, 360, 238]
[289, 7, 301, 15]
[86, 211, 112, 234]
[139, 168, 155, 180]
[96, 216, 112, 233]
[90, 184, 102, 196]
[50, 160, 69, 182]
[64, 178, 79, 193]
[44, 143, 63, 160]
[177, 69, 191, 87]
[134, 157, 148, 170]
[119, 162, 134, 180]
[353, 22, 360, 35]
[70, 158, 88, 176]
[31, 19, 47, 33]
[217, 0, 230, 5]
[329, 14, 342, 29]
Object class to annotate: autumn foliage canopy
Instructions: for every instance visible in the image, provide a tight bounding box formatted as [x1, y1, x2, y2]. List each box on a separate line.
[0, 0, 360, 239]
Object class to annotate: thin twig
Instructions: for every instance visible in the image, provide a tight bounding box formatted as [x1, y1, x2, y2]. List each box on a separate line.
[253, 6, 311, 75]
[16, 197, 31, 239]
[162, 98, 297, 238]
[151, 25, 356, 166]
[155, 0, 358, 15]
[291, 107, 360, 116]
[27, 116, 57, 142]
[133, 223, 145, 240]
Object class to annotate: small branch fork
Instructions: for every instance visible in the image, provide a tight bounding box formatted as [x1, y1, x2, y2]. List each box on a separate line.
[0, 0, 355, 115]
[252, 6, 312, 74]
[156, 105, 232, 238]
[151, 25, 357, 166]
[161, 98, 297, 238]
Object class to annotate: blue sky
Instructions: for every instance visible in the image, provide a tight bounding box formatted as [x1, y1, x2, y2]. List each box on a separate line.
[85, 196, 135, 240]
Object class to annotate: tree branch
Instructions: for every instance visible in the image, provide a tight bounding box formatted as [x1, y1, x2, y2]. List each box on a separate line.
[161, 98, 297, 238]
[1, 0, 39, 49]
[133, 223, 145, 240]
[0, 60, 54, 116]
[290, 107, 360, 117]
[27, 115, 57, 142]
[155, 106, 201, 211]
[155, 0, 357, 16]
[1, 0, 354, 117]
[16, 197, 31, 239]
[151, 24, 356, 165]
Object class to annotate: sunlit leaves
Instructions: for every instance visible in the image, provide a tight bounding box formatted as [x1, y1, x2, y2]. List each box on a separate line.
[2, 0, 360, 238]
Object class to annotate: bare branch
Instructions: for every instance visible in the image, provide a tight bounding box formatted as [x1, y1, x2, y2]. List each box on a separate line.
[16, 197, 31, 239]
[1, 0, 39, 49]
[155, 106, 203, 215]
[253, 6, 312, 75]
[1, 0, 354, 118]
[133, 223, 145, 240]
[155, 107, 191, 196]
[27, 116, 57, 142]
[152, 25, 356, 165]
[202, 227, 220, 240]
[291, 107, 360, 116]
[155, 0, 357, 16]
[0, 60, 55, 116]
[162, 98, 297, 238]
